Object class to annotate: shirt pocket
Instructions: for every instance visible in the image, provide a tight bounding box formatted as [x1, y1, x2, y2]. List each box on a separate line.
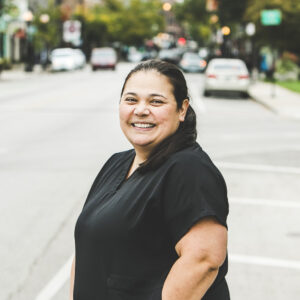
[106, 274, 163, 300]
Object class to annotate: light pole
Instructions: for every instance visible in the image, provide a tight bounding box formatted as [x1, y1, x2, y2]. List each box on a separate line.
[39, 14, 50, 70]
[23, 10, 34, 72]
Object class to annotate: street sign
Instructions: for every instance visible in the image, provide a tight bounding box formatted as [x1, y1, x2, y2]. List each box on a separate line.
[63, 20, 81, 44]
[261, 9, 282, 26]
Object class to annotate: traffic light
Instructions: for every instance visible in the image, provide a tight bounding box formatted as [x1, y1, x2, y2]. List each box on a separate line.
[177, 37, 186, 46]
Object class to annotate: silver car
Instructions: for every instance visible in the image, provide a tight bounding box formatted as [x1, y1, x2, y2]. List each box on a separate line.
[203, 58, 250, 97]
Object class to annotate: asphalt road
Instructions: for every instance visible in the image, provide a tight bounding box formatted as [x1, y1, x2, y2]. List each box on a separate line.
[1, 63, 300, 300]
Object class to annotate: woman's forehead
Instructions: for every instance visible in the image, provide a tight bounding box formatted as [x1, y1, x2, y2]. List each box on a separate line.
[123, 70, 173, 95]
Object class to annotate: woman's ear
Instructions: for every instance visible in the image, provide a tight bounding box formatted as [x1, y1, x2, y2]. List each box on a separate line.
[179, 99, 189, 122]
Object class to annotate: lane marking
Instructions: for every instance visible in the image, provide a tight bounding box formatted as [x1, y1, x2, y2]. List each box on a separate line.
[229, 197, 300, 208]
[229, 254, 300, 270]
[221, 132, 300, 140]
[35, 255, 73, 300]
[216, 161, 300, 175]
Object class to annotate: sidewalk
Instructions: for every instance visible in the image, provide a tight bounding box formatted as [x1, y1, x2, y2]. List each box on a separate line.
[249, 81, 300, 120]
[0, 64, 45, 81]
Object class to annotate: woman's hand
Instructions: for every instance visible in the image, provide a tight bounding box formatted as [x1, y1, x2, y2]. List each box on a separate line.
[162, 217, 227, 300]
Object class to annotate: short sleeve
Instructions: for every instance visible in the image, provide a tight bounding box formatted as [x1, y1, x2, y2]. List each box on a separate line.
[162, 153, 229, 245]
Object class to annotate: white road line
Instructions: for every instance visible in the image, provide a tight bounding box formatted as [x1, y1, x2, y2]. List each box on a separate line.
[229, 197, 300, 208]
[35, 255, 73, 300]
[229, 254, 300, 270]
[216, 161, 300, 175]
[220, 132, 300, 140]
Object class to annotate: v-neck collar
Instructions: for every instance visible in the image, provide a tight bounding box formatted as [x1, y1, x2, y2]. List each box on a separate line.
[114, 150, 136, 192]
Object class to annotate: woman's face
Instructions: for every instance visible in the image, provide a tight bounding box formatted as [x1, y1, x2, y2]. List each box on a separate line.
[119, 70, 188, 158]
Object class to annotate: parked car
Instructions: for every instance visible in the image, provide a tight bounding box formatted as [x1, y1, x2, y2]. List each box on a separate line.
[73, 49, 86, 69]
[158, 48, 182, 65]
[179, 52, 207, 73]
[50, 48, 77, 71]
[90, 47, 117, 71]
[203, 58, 250, 97]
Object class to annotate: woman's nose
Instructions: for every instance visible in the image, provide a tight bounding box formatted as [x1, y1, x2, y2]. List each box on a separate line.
[134, 102, 150, 115]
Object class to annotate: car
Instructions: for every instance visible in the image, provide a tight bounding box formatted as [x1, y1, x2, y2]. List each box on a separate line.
[50, 48, 77, 71]
[203, 58, 250, 97]
[158, 48, 182, 65]
[73, 49, 86, 69]
[90, 47, 117, 71]
[179, 52, 207, 73]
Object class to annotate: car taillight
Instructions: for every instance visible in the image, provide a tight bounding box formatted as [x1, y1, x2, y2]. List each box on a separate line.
[238, 74, 249, 79]
[207, 74, 217, 78]
[199, 60, 207, 67]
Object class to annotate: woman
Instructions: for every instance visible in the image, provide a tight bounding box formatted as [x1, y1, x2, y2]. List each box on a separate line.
[70, 60, 229, 300]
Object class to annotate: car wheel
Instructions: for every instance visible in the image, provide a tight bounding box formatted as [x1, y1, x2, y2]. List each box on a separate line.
[92, 66, 97, 71]
[240, 91, 248, 99]
[203, 90, 211, 97]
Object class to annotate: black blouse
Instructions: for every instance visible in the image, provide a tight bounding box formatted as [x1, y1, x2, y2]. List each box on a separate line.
[74, 142, 230, 300]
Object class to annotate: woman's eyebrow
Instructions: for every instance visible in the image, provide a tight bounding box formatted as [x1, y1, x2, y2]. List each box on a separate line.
[123, 92, 167, 99]
[150, 93, 167, 99]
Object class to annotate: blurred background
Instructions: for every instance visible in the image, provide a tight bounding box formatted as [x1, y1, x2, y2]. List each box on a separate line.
[1, 0, 300, 299]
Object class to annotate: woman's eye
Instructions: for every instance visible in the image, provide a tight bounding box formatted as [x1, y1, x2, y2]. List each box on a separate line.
[151, 99, 164, 104]
[125, 98, 137, 103]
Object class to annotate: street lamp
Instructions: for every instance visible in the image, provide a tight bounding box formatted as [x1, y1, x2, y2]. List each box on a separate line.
[23, 10, 34, 72]
[162, 2, 172, 12]
[39, 14, 50, 70]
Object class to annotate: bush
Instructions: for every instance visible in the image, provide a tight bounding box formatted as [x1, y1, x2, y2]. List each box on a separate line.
[275, 56, 299, 81]
[0, 58, 12, 70]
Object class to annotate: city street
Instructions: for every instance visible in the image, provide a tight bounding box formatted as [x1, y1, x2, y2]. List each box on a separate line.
[1, 62, 300, 300]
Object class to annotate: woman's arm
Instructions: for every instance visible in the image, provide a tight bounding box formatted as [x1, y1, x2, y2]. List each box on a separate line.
[69, 257, 75, 300]
[162, 217, 227, 300]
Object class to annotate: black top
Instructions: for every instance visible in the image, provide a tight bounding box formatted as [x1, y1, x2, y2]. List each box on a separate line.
[74, 142, 230, 300]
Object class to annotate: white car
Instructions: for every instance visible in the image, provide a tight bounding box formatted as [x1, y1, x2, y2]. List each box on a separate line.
[50, 48, 77, 71]
[203, 58, 250, 97]
[73, 49, 86, 69]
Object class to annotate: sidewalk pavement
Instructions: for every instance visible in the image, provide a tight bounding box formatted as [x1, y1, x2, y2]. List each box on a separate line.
[249, 81, 300, 120]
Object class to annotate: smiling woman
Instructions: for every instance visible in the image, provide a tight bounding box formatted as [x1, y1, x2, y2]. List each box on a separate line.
[71, 60, 230, 300]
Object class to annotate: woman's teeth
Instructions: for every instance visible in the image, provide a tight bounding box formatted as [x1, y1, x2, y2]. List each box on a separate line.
[132, 123, 155, 128]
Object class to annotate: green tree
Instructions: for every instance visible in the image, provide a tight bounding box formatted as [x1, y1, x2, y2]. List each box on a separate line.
[244, 0, 300, 55]
[75, 0, 164, 51]
[33, 1, 63, 52]
[174, 0, 214, 45]
[218, 0, 248, 26]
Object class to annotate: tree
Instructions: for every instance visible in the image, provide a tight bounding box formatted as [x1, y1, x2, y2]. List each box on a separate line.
[32, 2, 63, 52]
[174, 0, 215, 45]
[244, 0, 300, 55]
[74, 0, 164, 52]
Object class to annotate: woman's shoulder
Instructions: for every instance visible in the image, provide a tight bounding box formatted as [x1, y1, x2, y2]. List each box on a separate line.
[166, 143, 225, 182]
[169, 143, 215, 168]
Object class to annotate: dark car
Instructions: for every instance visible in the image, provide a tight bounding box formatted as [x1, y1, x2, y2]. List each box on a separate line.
[90, 47, 117, 71]
[179, 52, 207, 73]
[158, 48, 182, 65]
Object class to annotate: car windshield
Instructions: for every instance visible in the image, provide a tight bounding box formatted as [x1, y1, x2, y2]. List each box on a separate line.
[213, 64, 242, 70]
[52, 52, 72, 57]
[93, 51, 115, 57]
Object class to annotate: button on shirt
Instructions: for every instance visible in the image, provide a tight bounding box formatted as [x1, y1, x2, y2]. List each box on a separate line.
[74, 142, 230, 300]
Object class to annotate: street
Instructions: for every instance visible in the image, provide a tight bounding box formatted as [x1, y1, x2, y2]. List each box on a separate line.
[1, 62, 300, 300]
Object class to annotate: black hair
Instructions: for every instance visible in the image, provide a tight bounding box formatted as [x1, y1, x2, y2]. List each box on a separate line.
[120, 59, 197, 173]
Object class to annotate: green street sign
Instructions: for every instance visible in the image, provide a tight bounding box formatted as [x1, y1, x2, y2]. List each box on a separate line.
[261, 9, 282, 26]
